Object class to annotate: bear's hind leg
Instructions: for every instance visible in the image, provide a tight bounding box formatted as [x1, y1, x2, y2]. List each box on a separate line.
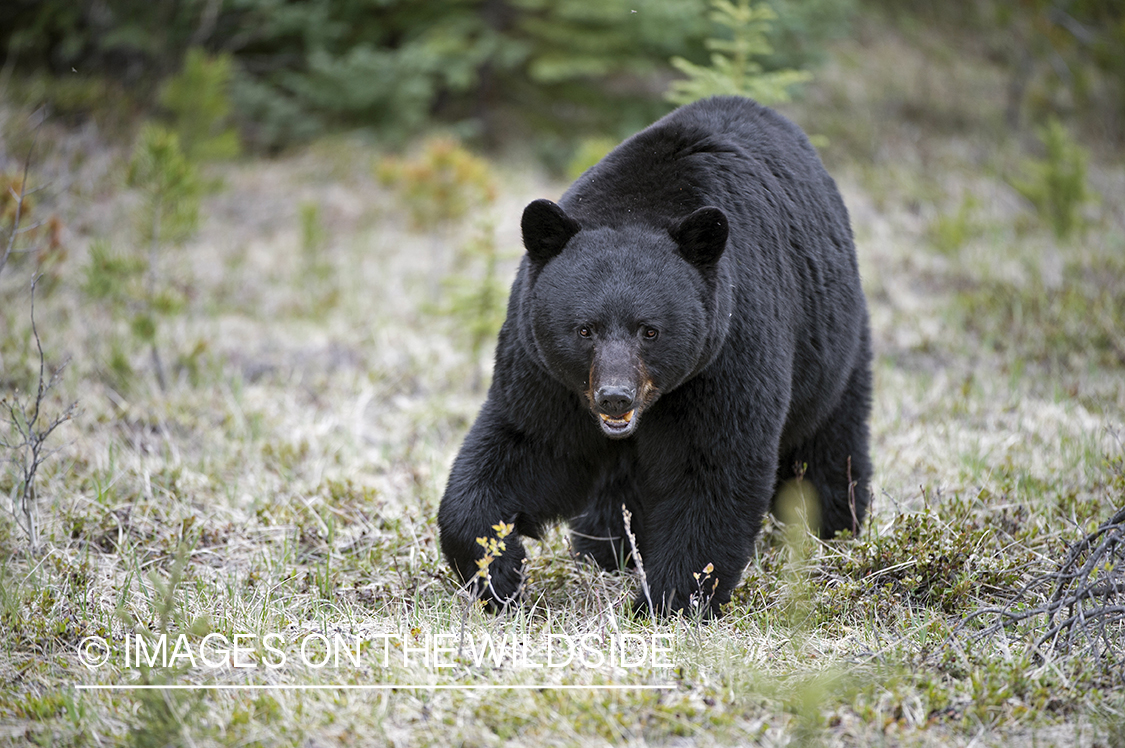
[778, 362, 873, 538]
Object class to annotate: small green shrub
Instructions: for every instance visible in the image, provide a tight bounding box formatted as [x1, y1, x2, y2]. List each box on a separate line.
[441, 221, 509, 392]
[827, 504, 1035, 617]
[926, 193, 979, 255]
[128, 124, 203, 248]
[229, 73, 325, 154]
[1012, 117, 1093, 240]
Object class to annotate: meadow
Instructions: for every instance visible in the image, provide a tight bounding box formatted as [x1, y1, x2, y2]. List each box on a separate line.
[1, 15, 1124, 747]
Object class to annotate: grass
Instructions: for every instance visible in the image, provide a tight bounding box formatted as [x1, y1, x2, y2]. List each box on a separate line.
[2, 14, 1125, 747]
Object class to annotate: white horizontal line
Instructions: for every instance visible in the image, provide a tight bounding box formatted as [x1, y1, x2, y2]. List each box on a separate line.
[76, 684, 675, 691]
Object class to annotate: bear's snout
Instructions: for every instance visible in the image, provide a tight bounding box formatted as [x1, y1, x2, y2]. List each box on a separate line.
[595, 384, 636, 417]
[586, 338, 648, 438]
[590, 379, 640, 438]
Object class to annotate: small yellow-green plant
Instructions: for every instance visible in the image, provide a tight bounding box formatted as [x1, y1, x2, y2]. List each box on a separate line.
[290, 201, 339, 317]
[773, 472, 818, 635]
[689, 561, 719, 617]
[1012, 117, 1093, 240]
[474, 521, 514, 585]
[376, 137, 497, 230]
[129, 123, 201, 390]
[665, 0, 812, 107]
[129, 124, 202, 250]
[299, 201, 327, 262]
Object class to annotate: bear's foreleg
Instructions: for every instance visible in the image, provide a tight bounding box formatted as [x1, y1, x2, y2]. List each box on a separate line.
[630, 460, 771, 618]
[438, 404, 597, 610]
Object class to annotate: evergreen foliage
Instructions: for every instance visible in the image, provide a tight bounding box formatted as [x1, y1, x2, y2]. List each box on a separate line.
[666, 0, 812, 107]
[758, 0, 856, 70]
[0, 0, 853, 147]
[127, 124, 202, 249]
[158, 49, 240, 162]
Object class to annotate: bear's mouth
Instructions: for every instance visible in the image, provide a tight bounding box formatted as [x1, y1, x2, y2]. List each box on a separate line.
[598, 409, 637, 439]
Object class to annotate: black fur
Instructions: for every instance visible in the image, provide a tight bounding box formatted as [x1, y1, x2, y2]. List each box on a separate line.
[438, 96, 872, 616]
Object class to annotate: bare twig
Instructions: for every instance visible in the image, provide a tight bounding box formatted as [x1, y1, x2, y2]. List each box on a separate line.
[621, 504, 653, 613]
[2, 276, 76, 548]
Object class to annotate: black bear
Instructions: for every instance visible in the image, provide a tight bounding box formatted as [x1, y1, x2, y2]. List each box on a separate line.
[438, 95, 871, 616]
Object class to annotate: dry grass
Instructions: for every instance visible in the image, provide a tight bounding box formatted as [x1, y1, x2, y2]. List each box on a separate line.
[1, 14, 1124, 748]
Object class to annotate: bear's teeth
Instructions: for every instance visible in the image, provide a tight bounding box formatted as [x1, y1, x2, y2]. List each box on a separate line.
[599, 410, 634, 425]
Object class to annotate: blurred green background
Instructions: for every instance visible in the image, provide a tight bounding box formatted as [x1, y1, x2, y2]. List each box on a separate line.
[2, 0, 1121, 158]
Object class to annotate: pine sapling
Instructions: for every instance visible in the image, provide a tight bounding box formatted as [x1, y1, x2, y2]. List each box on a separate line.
[126, 124, 202, 391]
[665, 0, 812, 107]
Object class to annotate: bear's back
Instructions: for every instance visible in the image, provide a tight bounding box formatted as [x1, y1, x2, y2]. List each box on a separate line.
[559, 96, 829, 231]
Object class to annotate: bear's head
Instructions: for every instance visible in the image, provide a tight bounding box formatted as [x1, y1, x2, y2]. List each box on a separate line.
[519, 198, 732, 439]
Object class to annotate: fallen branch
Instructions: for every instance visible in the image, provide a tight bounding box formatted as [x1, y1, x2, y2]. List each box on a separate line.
[954, 506, 1125, 681]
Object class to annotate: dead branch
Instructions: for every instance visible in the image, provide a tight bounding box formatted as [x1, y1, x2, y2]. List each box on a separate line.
[2, 277, 76, 548]
[953, 506, 1125, 682]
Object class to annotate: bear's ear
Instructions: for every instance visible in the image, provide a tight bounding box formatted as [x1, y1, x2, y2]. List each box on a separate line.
[522, 199, 580, 265]
[671, 206, 728, 268]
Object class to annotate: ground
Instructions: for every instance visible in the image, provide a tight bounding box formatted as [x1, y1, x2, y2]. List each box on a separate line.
[1, 13, 1124, 748]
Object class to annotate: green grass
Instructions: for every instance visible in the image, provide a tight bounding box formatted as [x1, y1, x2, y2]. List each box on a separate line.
[2, 14, 1125, 747]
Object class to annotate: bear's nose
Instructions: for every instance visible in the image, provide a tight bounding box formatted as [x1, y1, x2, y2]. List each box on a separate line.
[595, 385, 636, 416]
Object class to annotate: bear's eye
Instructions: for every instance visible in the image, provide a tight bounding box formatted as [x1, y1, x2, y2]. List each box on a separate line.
[578, 325, 592, 338]
[642, 326, 659, 340]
